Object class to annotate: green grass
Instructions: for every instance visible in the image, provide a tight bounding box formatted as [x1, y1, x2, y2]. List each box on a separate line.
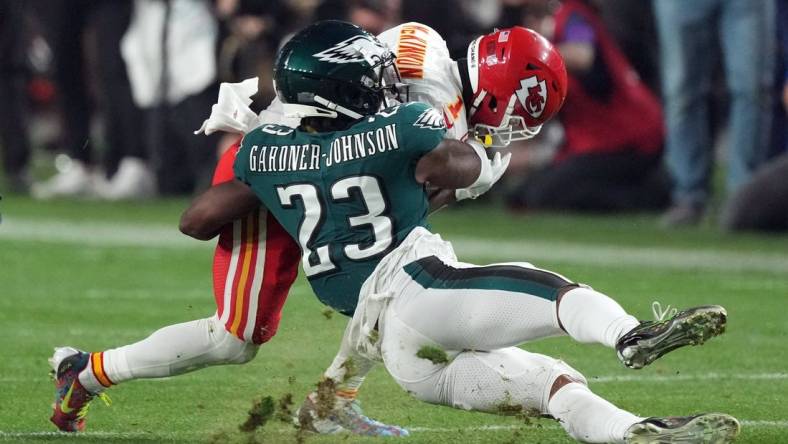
[0, 197, 786, 443]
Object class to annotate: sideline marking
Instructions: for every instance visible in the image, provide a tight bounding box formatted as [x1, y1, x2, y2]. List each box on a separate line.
[3, 218, 788, 273]
[3, 420, 787, 438]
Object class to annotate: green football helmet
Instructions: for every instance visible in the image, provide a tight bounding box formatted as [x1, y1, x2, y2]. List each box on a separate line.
[274, 20, 405, 122]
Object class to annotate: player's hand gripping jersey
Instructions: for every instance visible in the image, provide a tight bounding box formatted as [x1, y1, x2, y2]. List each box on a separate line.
[234, 102, 446, 315]
[378, 23, 469, 141]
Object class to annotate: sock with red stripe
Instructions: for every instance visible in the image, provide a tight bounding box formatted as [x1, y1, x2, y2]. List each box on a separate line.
[79, 316, 258, 393]
[77, 352, 114, 394]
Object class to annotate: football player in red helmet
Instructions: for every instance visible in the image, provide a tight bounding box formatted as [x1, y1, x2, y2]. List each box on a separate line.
[464, 26, 568, 147]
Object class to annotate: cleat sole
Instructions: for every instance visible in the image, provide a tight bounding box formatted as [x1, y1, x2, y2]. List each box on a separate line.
[626, 413, 740, 444]
[621, 306, 727, 369]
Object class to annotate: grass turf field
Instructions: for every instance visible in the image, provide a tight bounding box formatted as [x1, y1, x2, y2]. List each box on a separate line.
[0, 196, 786, 443]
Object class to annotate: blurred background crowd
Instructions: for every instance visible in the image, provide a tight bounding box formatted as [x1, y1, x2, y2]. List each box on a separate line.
[0, 0, 786, 232]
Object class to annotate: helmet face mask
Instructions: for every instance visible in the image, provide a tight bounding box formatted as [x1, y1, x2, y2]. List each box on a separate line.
[473, 115, 542, 147]
[466, 27, 567, 147]
[274, 21, 406, 122]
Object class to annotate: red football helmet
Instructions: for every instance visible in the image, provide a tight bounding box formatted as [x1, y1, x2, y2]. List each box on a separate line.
[466, 27, 567, 147]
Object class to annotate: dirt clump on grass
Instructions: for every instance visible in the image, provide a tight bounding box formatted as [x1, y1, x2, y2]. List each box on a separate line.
[239, 396, 276, 433]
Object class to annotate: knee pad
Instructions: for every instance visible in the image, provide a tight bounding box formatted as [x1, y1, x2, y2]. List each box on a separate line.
[208, 317, 260, 364]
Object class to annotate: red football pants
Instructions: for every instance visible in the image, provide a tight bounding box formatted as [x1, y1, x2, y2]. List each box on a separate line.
[210, 142, 300, 344]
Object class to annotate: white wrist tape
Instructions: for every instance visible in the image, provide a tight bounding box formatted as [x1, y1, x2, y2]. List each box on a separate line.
[466, 140, 492, 190]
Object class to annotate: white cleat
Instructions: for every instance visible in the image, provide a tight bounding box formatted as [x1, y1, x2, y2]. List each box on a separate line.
[31, 159, 97, 199]
[97, 157, 156, 201]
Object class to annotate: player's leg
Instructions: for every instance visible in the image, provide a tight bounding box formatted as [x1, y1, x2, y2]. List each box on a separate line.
[381, 325, 740, 443]
[211, 141, 300, 344]
[50, 315, 258, 431]
[394, 255, 726, 368]
[51, 144, 300, 432]
[296, 321, 409, 437]
[382, 334, 643, 443]
[392, 256, 636, 349]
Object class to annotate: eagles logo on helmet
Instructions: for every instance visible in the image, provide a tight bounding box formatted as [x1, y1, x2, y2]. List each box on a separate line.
[312, 35, 388, 65]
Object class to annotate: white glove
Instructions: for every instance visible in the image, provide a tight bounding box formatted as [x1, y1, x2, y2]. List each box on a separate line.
[194, 77, 261, 136]
[455, 141, 512, 201]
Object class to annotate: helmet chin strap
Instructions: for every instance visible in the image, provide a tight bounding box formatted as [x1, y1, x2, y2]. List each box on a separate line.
[314, 95, 364, 120]
[281, 95, 365, 121]
[281, 103, 338, 119]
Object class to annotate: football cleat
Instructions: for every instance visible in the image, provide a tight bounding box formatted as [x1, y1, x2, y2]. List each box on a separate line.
[296, 392, 409, 437]
[49, 347, 110, 432]
[616, 305, 727, 369]
[625, 413, 740, 444]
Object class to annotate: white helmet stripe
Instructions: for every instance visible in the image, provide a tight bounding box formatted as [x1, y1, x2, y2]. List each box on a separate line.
[466, 36, 481, 94]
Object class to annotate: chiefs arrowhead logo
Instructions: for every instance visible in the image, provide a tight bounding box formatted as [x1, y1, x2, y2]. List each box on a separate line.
[515, 76, 548, 119]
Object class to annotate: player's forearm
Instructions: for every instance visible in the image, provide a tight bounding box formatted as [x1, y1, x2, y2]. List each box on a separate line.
[415, 139, 481, 189]
[180, 179, 261, 240]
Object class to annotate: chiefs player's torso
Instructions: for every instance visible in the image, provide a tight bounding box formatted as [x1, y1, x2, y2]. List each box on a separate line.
[378, 22, 468, 141]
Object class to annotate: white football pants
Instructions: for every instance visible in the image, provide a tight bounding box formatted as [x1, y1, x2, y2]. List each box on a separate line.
[372, 255, 641, 442]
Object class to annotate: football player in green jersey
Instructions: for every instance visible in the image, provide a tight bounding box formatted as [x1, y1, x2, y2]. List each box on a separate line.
[180, 21, 739, 443]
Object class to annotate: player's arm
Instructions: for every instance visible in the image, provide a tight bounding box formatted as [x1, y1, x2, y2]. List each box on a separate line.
[415, 139, 481, 188]
[416, 138, 510, 210]
[179, 179, 261, 240]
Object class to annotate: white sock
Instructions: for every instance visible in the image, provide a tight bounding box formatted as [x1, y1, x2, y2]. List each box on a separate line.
[322, 322, 379, 402]
[558, 287, 640, 348]
[548, 382, 642, 443]
[79, 316, 257, 392]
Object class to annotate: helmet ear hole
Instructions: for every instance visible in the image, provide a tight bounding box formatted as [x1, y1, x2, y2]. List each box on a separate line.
[488, 95, 497, 112]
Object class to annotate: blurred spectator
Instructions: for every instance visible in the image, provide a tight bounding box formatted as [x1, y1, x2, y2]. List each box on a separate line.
[599, 0, 660, 93]
[122, 0, 220, 195]
[653, 0, 776, 227]
[768, 0, 788, 159]
[507, 0, 669, 212]
[721, 0, 788, 233]
[720, 152, 788, 232]
[31, 0, 153, 200]
[214, 0, 300, 154]
[0, 0, 32, 193]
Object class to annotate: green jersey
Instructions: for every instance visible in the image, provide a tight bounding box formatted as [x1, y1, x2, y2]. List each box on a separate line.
[234, 102, 447, 315]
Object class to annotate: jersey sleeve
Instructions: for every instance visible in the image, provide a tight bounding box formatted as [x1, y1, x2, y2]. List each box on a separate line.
[395, 102, 447, 158]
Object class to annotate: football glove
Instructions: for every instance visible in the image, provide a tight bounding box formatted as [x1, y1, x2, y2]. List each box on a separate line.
[455, 140, 511, 201]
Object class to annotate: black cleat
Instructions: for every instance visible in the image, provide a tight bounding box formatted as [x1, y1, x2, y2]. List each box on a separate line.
[625, 413, 740, 443]
[616, 305, 727, 369]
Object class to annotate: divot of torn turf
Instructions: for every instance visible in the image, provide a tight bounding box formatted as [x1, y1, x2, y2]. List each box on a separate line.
[297, 378, 338, 438]
[416, 345, 449, 364]
[276, 393, 295, 423]
[315, 377, 337, 418]
[240, 396, 276, 432]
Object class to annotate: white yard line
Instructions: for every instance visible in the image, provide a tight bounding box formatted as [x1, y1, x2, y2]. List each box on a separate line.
[5, 372, 785, 385]
[588, 372, 788, 383]
[2, 420, 787, 439]
[3, 218, 788, 273]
